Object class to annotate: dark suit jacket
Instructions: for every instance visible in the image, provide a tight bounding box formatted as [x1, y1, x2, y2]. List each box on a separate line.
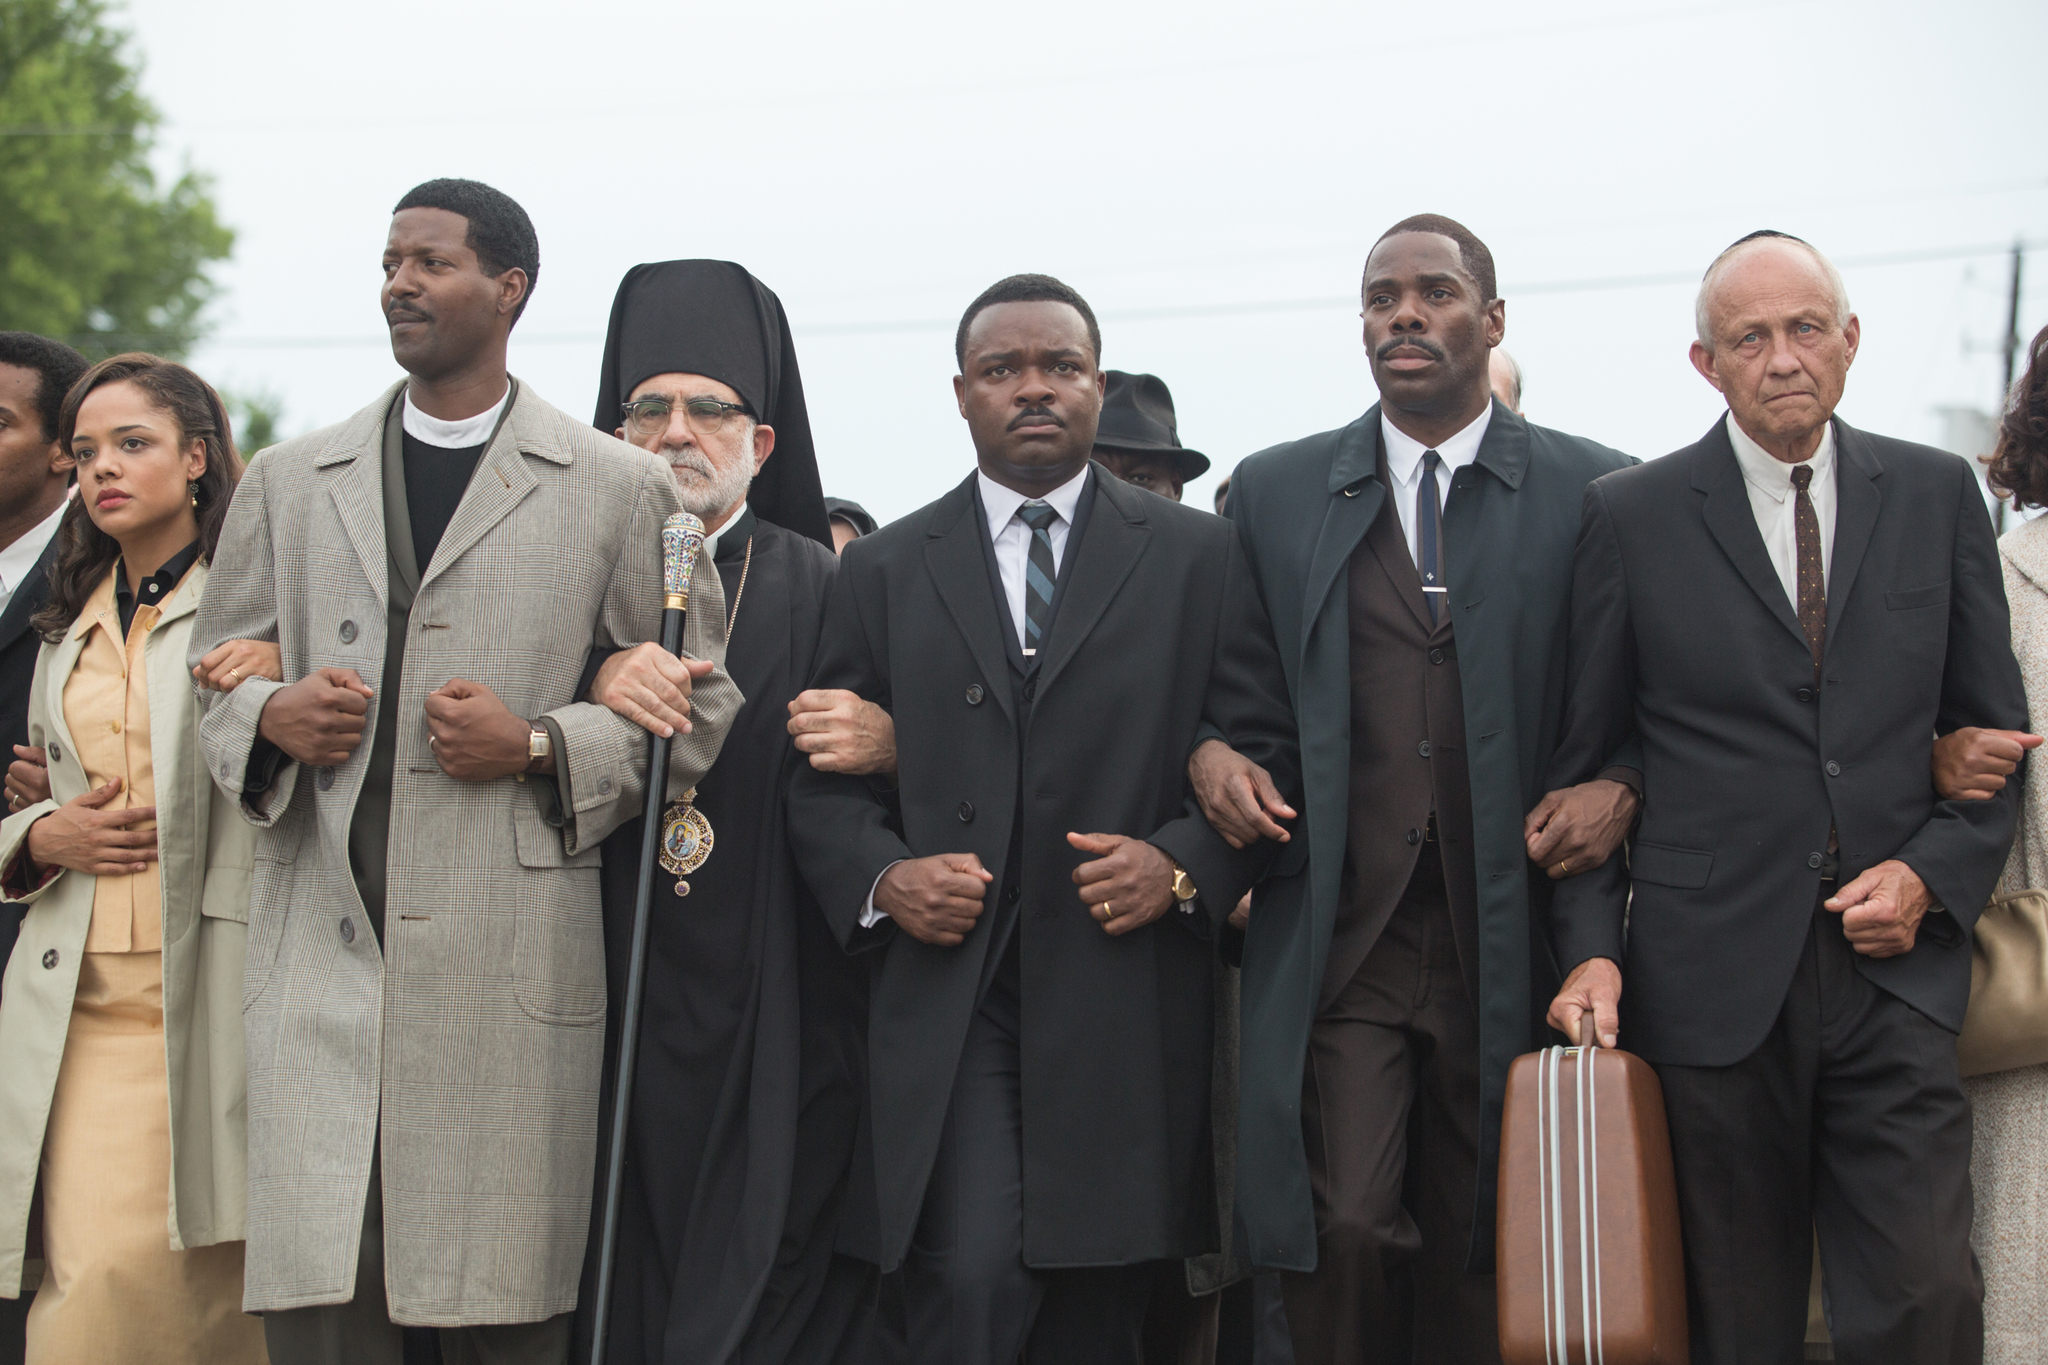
[1548, 415, 2027, 1066]
[1225, 402, 1633, 1273]
[785, 465, 1296, 1273]
[0, 527, 59, 980]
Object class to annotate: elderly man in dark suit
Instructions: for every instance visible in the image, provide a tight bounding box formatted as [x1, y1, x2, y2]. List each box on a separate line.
[1545, 230, 2027, 1364]
[1192, 214, 1640, 1364]
[786, 273, 1295, 1365]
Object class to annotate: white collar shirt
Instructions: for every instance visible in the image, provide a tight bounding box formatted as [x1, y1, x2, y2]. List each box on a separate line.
[402, 384, 511, 449]
[0, 497, 68, 619]
[1727, 411, 1837, 605]
[1380, 401, 1495, 566]
[978, 464, 1091, 653]
[701, 502, 749, 563]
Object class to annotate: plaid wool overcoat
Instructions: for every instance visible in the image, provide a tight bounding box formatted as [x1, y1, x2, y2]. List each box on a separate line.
[191, 379, 739, 1324]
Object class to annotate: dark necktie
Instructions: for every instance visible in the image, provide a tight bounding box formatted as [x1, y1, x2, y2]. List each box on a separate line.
[1020, 501, 1059, 656]
[1417, 450, 1445, 624]
[1791, 464, 1825, 671]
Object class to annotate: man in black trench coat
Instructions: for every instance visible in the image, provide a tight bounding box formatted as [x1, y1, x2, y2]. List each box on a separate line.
[786, 273, 1297, 1365]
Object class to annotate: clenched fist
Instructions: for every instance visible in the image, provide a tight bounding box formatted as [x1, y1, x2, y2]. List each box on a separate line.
[876, 853, 991, 947]
[258, 667, 373, 767]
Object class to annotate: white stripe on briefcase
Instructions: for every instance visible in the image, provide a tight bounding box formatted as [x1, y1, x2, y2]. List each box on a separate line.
[1538, 1043, 1605, 1365]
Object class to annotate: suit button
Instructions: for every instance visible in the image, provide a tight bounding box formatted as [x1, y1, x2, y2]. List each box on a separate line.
[957, 801, 975, 823]
[41, 949, 57, 970]
[1825, 761, 1841, 777]
[1796, 687, 1816, 703]
[598, 778, 613, 796]
[340, 917, 356, 944]
[965, 684, 984, 706]
[1429, 648, 1445, 665]
[317, 767, 335, 791]
[1407, 828, 1421, 845]
[1808, 853, 1825, 870]
[1023, 676, 1037, 702]
[339, 619, 358, 644]
[1006, 883, 1021, 905]
[1418, 741, 1432, 758]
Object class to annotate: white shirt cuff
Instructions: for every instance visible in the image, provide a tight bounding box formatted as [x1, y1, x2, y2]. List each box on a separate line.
[859, 861, 905, 929]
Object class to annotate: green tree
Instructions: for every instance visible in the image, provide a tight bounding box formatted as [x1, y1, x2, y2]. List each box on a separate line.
[0, 0, 232, 357]
[223, 387, 283, 458]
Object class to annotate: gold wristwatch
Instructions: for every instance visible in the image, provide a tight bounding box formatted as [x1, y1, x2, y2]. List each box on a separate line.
[519, 724, 551, 781]
[1169, 860, 1199, 905]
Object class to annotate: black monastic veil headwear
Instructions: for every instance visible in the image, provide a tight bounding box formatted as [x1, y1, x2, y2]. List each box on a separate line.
[593, 259, 833, 548]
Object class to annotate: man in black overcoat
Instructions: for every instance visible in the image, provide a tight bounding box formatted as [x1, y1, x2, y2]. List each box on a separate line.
[1545, 231, 2027, 1363]
[1192, 216, 1640, 1363]
[785, 273, 1296, 1365]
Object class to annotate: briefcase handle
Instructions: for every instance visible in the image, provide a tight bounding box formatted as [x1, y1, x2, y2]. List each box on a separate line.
[1575, 1007, 1602, 1051]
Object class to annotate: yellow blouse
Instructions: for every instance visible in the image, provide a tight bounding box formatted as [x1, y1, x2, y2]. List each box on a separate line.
[60, 565, 187, 954]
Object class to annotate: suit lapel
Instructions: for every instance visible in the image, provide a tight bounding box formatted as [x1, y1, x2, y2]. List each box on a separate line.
[1824, 417, 1883, 644]
[1301, 413, 1384, 665]
[1693, 422, 1809, 652]
[1034, 471, 1148, 700]
[925, 475, 1020, 724]
[320, 385, 402, 611]
[419, 380, 538, 592]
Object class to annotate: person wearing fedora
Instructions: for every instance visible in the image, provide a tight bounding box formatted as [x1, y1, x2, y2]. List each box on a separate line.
[1093, 371, 1210, 503]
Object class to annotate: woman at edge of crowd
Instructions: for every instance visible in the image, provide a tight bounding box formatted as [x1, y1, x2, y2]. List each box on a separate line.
[0, 354, 278, 1362]
[1972, 321, 2048, 1365]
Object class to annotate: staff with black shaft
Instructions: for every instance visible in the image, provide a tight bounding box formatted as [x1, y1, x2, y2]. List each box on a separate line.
[589, 509, 707, 1365]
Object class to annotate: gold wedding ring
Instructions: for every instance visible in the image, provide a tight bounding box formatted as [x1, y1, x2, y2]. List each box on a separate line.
[226, 668, 241, 684]
[1554, 861, 1569, 876]
[1101, 901, 1116, 921]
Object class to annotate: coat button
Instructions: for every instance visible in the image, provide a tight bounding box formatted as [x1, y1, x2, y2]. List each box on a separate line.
[47, 743, 60, 763]
[1825, 761, 1841, 777]
[1418, 741, 1432, 758]
[598, 778, 613, 795]
[1429, 648, 1445, 665]
[41, 949, 57, 970]
[1005, 883, 1021, 904]
[1808, 853, 1825, 870]
[340, 917, 356, 944]
[965, 684, 984, 705]
[1407, 828, 1421, 845]
[339, 619, 358, 644]
[1796, 687, 1815, 703]
[957, 801, 975, 823]
[318, 767, 336, 791]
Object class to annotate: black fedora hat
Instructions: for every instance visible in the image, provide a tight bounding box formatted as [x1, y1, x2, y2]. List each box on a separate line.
[1092, 371, 1209, 481]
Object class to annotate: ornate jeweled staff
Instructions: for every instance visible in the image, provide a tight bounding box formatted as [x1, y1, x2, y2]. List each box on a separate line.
[589, 510, 705, 1365]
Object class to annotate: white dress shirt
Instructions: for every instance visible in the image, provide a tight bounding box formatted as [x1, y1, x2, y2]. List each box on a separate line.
[1727, 411, 1837, 605]
[402, 384, 511, 448]
[0, 498, 67, 620]
[859, 463, 1093, 928]
[1380, 402, 1494, 567]
[977, 464, 1091, 652]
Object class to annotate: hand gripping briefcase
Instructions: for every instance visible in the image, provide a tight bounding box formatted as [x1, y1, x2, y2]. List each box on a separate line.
[1497, 1012, 1689, 1365]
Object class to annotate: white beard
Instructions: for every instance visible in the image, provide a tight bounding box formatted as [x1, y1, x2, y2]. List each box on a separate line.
[663, 430, 756, 522]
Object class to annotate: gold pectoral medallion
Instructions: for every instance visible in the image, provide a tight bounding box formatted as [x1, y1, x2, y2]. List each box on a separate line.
[659, 787, 714, 896]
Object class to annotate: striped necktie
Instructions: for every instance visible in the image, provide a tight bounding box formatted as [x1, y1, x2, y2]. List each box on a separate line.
[1418, 450, 1445, 624]
[1019, 501, 1059, 656]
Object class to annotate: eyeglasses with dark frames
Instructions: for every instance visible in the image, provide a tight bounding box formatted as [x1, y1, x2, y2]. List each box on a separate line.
[620, 396, 752, 439]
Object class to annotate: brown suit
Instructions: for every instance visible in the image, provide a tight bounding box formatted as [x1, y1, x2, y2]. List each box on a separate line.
[1282, 453, 1498, 1365]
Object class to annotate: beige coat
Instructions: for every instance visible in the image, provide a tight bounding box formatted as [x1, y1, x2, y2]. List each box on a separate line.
[190, 380, 738, 1324]
[0, 559, 255, 1295]
[1999, 517, 2048, 894]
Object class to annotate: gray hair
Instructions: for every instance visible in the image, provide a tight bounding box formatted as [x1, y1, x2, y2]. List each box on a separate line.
[1694, 230, 1852, 349]
[1493, 348, 1524, 409]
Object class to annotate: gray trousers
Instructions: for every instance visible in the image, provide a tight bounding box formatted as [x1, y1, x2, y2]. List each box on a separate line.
[262, 1155, 571, 1365]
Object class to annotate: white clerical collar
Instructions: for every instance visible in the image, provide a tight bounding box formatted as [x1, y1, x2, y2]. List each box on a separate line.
[402, 383, 512, 449]
[1727, 411, 1836, 506]
[702, 502, 749, 561]
[978, 463, 1091, 542]
[1380, 401, 1495, 489]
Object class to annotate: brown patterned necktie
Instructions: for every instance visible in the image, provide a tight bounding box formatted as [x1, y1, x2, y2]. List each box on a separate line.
[1791, 464, 1825, 671]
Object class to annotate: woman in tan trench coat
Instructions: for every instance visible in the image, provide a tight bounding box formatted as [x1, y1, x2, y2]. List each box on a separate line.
[0, 354, 277, 1363]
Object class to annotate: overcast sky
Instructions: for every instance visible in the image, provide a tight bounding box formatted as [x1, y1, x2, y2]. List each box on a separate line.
[130, 0, 2046, 523]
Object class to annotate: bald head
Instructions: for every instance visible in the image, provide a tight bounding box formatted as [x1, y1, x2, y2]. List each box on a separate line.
[1695, 232, 1851, 350]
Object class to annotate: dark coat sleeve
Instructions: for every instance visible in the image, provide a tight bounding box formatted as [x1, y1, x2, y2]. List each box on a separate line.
[785, 547, 913, 953]
[1545, 482, 1634, 971]
[1147, 522, 1302, 936]
[1896, 459, 2028, 932]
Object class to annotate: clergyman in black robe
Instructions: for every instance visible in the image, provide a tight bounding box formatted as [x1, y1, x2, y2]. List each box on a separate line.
[572, 260, 883, 1365]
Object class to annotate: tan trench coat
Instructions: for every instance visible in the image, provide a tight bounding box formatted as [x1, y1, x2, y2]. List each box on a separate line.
[190, 380, 737, 1325]
[0, 559, 255, 1296]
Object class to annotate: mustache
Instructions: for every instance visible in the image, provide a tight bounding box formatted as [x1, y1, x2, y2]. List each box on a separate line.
[662, 446, 715, 476]
[386, 302, 432, 325]
[1008, 406, 1065, 431]
[1376, 336, 1447, 364]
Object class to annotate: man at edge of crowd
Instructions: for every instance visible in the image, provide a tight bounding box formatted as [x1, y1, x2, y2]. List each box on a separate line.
[569, 258, 887, 1364]
[1090, 370, 1209, 503]
[1189, 214, 1642, 1364]
[1544, 230, 2027, 1363]
[190, 178, 739, 1365]
[786, 273, 1298, 1365]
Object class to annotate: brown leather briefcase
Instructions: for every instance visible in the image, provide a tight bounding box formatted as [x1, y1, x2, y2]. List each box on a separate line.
[1497, 1014, 1689, 1364]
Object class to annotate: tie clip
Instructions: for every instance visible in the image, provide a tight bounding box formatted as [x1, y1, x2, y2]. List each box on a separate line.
[1022, 647, 1037, 656]
[1422, 586, 1448, 594]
